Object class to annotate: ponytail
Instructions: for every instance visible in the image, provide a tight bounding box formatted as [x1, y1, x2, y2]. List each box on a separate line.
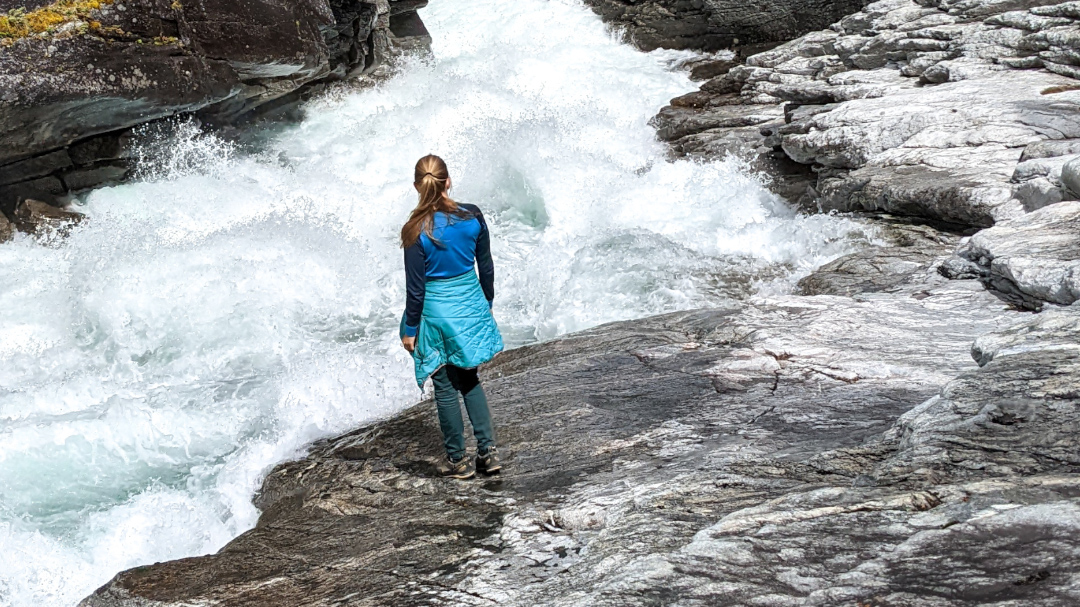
[401, 155, 460, 248]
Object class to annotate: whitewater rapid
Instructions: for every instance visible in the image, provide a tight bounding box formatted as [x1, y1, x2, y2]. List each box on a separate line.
[0, 1, 874, 604]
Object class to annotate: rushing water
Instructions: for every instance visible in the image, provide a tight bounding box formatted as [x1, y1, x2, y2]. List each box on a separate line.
[0, 1, 874, 604]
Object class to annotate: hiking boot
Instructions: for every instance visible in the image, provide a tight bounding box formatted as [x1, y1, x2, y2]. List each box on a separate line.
[476, 447, 502, 475]
[442, 454, 475, 480]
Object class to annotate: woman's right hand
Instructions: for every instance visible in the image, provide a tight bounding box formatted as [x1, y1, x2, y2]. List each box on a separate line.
[401, 336, 416, 353]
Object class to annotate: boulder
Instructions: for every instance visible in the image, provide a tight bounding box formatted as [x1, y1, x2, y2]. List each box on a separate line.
[799, 247, 947, 295]
[1061, 154, 1080, 197]
[798, 219, 961, 296]
[0, 209, 13, 243]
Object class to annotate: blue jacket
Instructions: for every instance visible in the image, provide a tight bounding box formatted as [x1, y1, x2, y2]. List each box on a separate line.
[402, 203, 494, 337]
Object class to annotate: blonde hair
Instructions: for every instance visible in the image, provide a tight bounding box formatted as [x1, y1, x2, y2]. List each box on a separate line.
[401, 155, 461, 248]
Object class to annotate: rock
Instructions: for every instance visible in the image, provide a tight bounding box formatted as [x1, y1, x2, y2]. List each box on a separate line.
[646, 0, 1080, 230]
[799, 247, 946, 295]
[11, 198, 84, 237]
[0, 149, 72, 187]
[83, 278, 1055, 607]
[881, 303, 1080, 483]
[0, 209, 12, 243]
[1020, 138, 1080, 161]
[972, 302, 1080, 365]
[689, 57, 739, 81]
[0, 0, 431, 209]
[959, 200, 1080, 308]
[1017, 176, 1066, 211]
[0, 175, 66, 216]
[582, 0, 874, 51]
[798, 219, 961, 296]
[60, 163, 130, 192]
[940, 253, 986, 279]
[1061, 154, 1080, 197]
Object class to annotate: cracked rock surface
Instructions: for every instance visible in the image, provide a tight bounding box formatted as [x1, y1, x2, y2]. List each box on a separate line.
[80, 280, 1080, 607]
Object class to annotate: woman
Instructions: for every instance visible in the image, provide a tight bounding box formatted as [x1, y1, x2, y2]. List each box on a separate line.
[400, 154, 504, 480]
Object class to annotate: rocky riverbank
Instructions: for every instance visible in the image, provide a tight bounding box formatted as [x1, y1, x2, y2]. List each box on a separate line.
[0, 0, 431, 219]
[64, 0, 1080, 605]
[80, 273, 1080, 606]
[649, 0, 1080, 310]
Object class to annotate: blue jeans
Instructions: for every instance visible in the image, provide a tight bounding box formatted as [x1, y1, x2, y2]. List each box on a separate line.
[432, 365, 495, 461]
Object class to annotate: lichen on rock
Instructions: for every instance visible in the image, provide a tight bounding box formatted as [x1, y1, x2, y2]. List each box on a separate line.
[0, 0, 112, 45]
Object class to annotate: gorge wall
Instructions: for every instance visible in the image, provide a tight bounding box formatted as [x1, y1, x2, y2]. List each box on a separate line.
[0, 0, 431, 219]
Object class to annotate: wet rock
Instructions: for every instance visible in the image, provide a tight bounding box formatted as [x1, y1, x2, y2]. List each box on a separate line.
[12, 198, 84, 237]
[798, 219, 960, 296]
[0, 0, 431, 208]
[689, 57, 739, 81]
[84, 279, 1055, 607]
[61, 164, 130, 192]
[0, 210, 12, 243]
[798, 247, 946, 295]
[0, 175, 66, 216]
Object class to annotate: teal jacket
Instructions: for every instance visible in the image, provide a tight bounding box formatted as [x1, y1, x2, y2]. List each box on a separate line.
[400, 205, 503, 388]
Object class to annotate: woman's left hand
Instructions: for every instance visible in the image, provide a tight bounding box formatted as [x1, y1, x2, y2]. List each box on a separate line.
[401, 336, 416, 353]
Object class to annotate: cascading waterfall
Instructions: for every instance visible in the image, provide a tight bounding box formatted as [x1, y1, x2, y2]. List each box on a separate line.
[0, 1, 875, 605]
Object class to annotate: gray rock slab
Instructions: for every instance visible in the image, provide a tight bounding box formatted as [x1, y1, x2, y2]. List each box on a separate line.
[961, 200, 1080, 307]
[798, 247, 949, 295]
[81, 280, 1043, 606]
[881, 302, 1080, 483]
[798, 220, 961, 296]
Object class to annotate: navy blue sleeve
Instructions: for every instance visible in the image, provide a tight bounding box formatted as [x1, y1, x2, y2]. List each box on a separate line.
[403, 243, 426, 337]
[462, 204, 494, 303]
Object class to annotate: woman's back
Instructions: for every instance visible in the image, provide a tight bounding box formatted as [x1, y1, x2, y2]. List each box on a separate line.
[418, 204, 487, 280]
[403, 203, 494, 337]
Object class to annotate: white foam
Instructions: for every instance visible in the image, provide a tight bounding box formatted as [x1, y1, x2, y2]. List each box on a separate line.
[0, 1, 872, 605]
